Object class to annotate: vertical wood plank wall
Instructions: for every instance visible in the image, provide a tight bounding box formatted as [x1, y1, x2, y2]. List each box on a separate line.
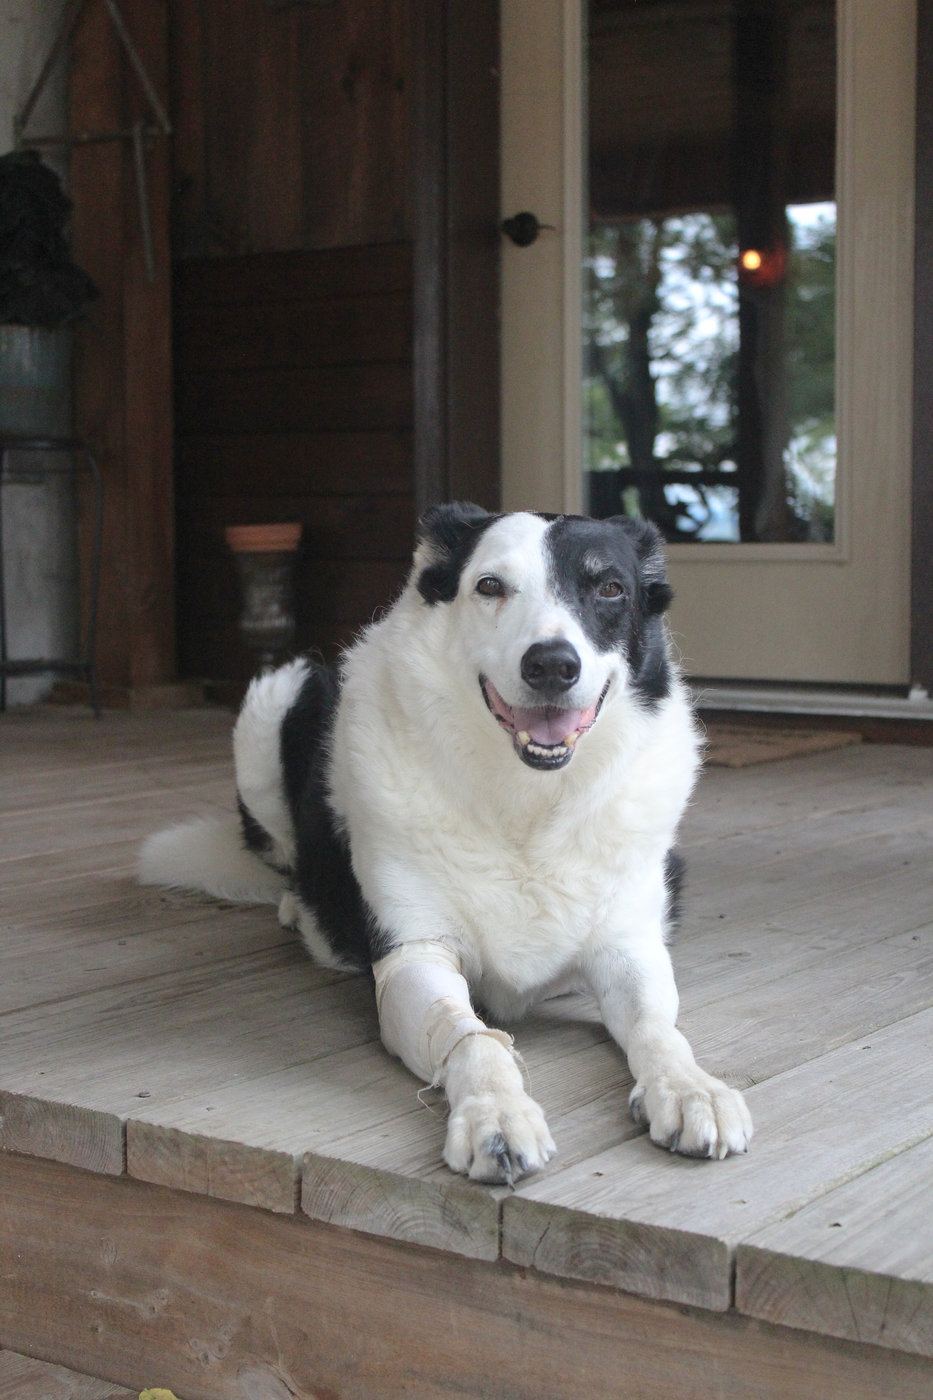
[169, 0, 414, 680]
[70, 0, 175, 695]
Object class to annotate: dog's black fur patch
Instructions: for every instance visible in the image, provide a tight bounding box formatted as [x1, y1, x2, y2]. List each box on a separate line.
[286, 664, 395, 967]
[544, 514, 673, 707]
[238, 660, 389, 969]
[416, 502, 500, 605]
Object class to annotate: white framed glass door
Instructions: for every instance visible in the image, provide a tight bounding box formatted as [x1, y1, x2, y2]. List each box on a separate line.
[500, 0, 916, 685]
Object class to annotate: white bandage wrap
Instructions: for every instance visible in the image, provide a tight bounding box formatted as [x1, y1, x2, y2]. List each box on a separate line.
[373, 940, 513, 1086]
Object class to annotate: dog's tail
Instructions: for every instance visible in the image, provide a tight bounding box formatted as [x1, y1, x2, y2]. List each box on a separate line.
[139, 656, 318, 905]
[138, 815, 284, 904]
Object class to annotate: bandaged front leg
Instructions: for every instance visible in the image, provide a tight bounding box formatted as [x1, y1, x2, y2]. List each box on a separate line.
[373, 941, 556, 1184]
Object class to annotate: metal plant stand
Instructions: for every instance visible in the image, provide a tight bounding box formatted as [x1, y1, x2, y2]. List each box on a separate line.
[0, 433, 103, 714]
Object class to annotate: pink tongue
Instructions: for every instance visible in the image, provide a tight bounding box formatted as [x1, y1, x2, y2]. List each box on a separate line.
[513, 706, 584, 745]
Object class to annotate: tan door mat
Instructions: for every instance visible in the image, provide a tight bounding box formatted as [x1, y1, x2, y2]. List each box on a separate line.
[704, 724, 863, 767]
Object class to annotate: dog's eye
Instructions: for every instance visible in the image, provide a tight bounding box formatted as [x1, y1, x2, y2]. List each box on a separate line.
[475, 575, 506, 598]
[596, 580, 625, 600]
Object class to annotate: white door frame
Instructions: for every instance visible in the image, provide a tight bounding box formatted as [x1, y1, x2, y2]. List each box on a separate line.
[500, 0, 916, 686]
[500, 0, 584, 516]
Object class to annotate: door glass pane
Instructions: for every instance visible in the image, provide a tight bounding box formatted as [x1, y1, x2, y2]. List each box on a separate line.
[584, 0, 836, 543]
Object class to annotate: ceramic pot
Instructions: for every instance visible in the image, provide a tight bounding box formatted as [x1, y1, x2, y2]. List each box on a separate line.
[225, 522, 302, 669]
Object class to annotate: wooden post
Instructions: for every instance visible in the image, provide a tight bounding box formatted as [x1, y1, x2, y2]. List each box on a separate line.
[69, 0, 175, 700]
[412, 0, 501, 516]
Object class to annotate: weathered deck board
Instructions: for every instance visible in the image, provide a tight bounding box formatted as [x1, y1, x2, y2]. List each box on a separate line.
[0, 950, 377, 1173]
[678, 924, 933, 1088]
[502, 1008, 933, 1311]
[0, 891, 285, 1011]
[0, 705, 231, 780]
[1, 790, 232, 864]
[1, 705, 932, 1392]
[680, 822, 931, 932]
[0, 756, 230, 818]
[672, 892, 932, 1018]
[736, 1132, 933, 1356]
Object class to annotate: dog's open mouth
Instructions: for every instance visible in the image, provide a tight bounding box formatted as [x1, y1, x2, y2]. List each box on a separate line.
[480, 677, 608, 771]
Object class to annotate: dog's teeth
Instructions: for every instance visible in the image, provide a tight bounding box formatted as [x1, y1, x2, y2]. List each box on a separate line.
[528, 741, 568, 757]
[563, 732, 578, 747]
[517, 731, 531, 746]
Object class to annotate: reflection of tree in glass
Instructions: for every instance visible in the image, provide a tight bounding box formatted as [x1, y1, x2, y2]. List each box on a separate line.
[785, 212, 836, 540]
[584, 214, 739, 539]
[584, 209, 836, 543]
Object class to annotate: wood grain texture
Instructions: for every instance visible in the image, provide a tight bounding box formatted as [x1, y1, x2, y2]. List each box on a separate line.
[126, 1119, 300, 1215]
[173, 292, 412, 377]
[503, 1009, 933, 1310]
[122, 1014, 625, 1253]
[169, 0, 411, 257]
[174, 430, 413, 497]
[301, 1150, 502, 1261]
[0, 1350, 137, 1400]
[0, 1092, 124, 1176]
[1, 951, 375, 1156]
[70, 0, 176, 691]
[736, 1132, 933, 1356]
[299, 1024, 637, 1260]
[4, 1152, 933, 1400]
[175, 363, 413, 437]
[173, 243, 414, 304]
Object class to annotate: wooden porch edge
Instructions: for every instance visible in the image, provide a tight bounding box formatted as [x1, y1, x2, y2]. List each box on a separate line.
[2, 1150, 931, 1400]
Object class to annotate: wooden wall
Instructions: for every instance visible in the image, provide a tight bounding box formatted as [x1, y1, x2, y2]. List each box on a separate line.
[173, 243, 414, 680]
[168, 0, 415, 681]
[70, 0, 176, 698]
[169, 0, 412, 258]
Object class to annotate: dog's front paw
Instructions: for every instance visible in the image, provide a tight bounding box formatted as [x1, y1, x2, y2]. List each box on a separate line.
[444, 1090, 557, 1184]
[629, 1066, 752, 1159]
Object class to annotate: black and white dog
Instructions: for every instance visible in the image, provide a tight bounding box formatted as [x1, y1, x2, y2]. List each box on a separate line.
[140, 504, 751, 1182]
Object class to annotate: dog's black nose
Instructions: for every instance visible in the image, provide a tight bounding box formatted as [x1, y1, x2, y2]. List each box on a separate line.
[520, 639, 582, 693]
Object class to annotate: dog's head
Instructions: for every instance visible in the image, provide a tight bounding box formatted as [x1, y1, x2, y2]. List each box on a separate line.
[414, 503, 674, 772]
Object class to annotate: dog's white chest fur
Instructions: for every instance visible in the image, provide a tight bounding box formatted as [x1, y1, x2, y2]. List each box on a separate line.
[329, 535, 700, 1019]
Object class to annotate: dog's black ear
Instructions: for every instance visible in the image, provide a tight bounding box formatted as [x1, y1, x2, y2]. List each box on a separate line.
[609, 515, 674, 616]
[418, 501, 492, 553]
[416, 502, 497, 604]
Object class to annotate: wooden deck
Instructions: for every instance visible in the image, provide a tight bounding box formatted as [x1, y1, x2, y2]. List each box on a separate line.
[1, 703, 932, 1399]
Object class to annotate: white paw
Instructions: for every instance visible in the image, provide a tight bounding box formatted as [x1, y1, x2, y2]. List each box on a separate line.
[630, 1066, 752, 1159]
[444, 1089, 557, 1185]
